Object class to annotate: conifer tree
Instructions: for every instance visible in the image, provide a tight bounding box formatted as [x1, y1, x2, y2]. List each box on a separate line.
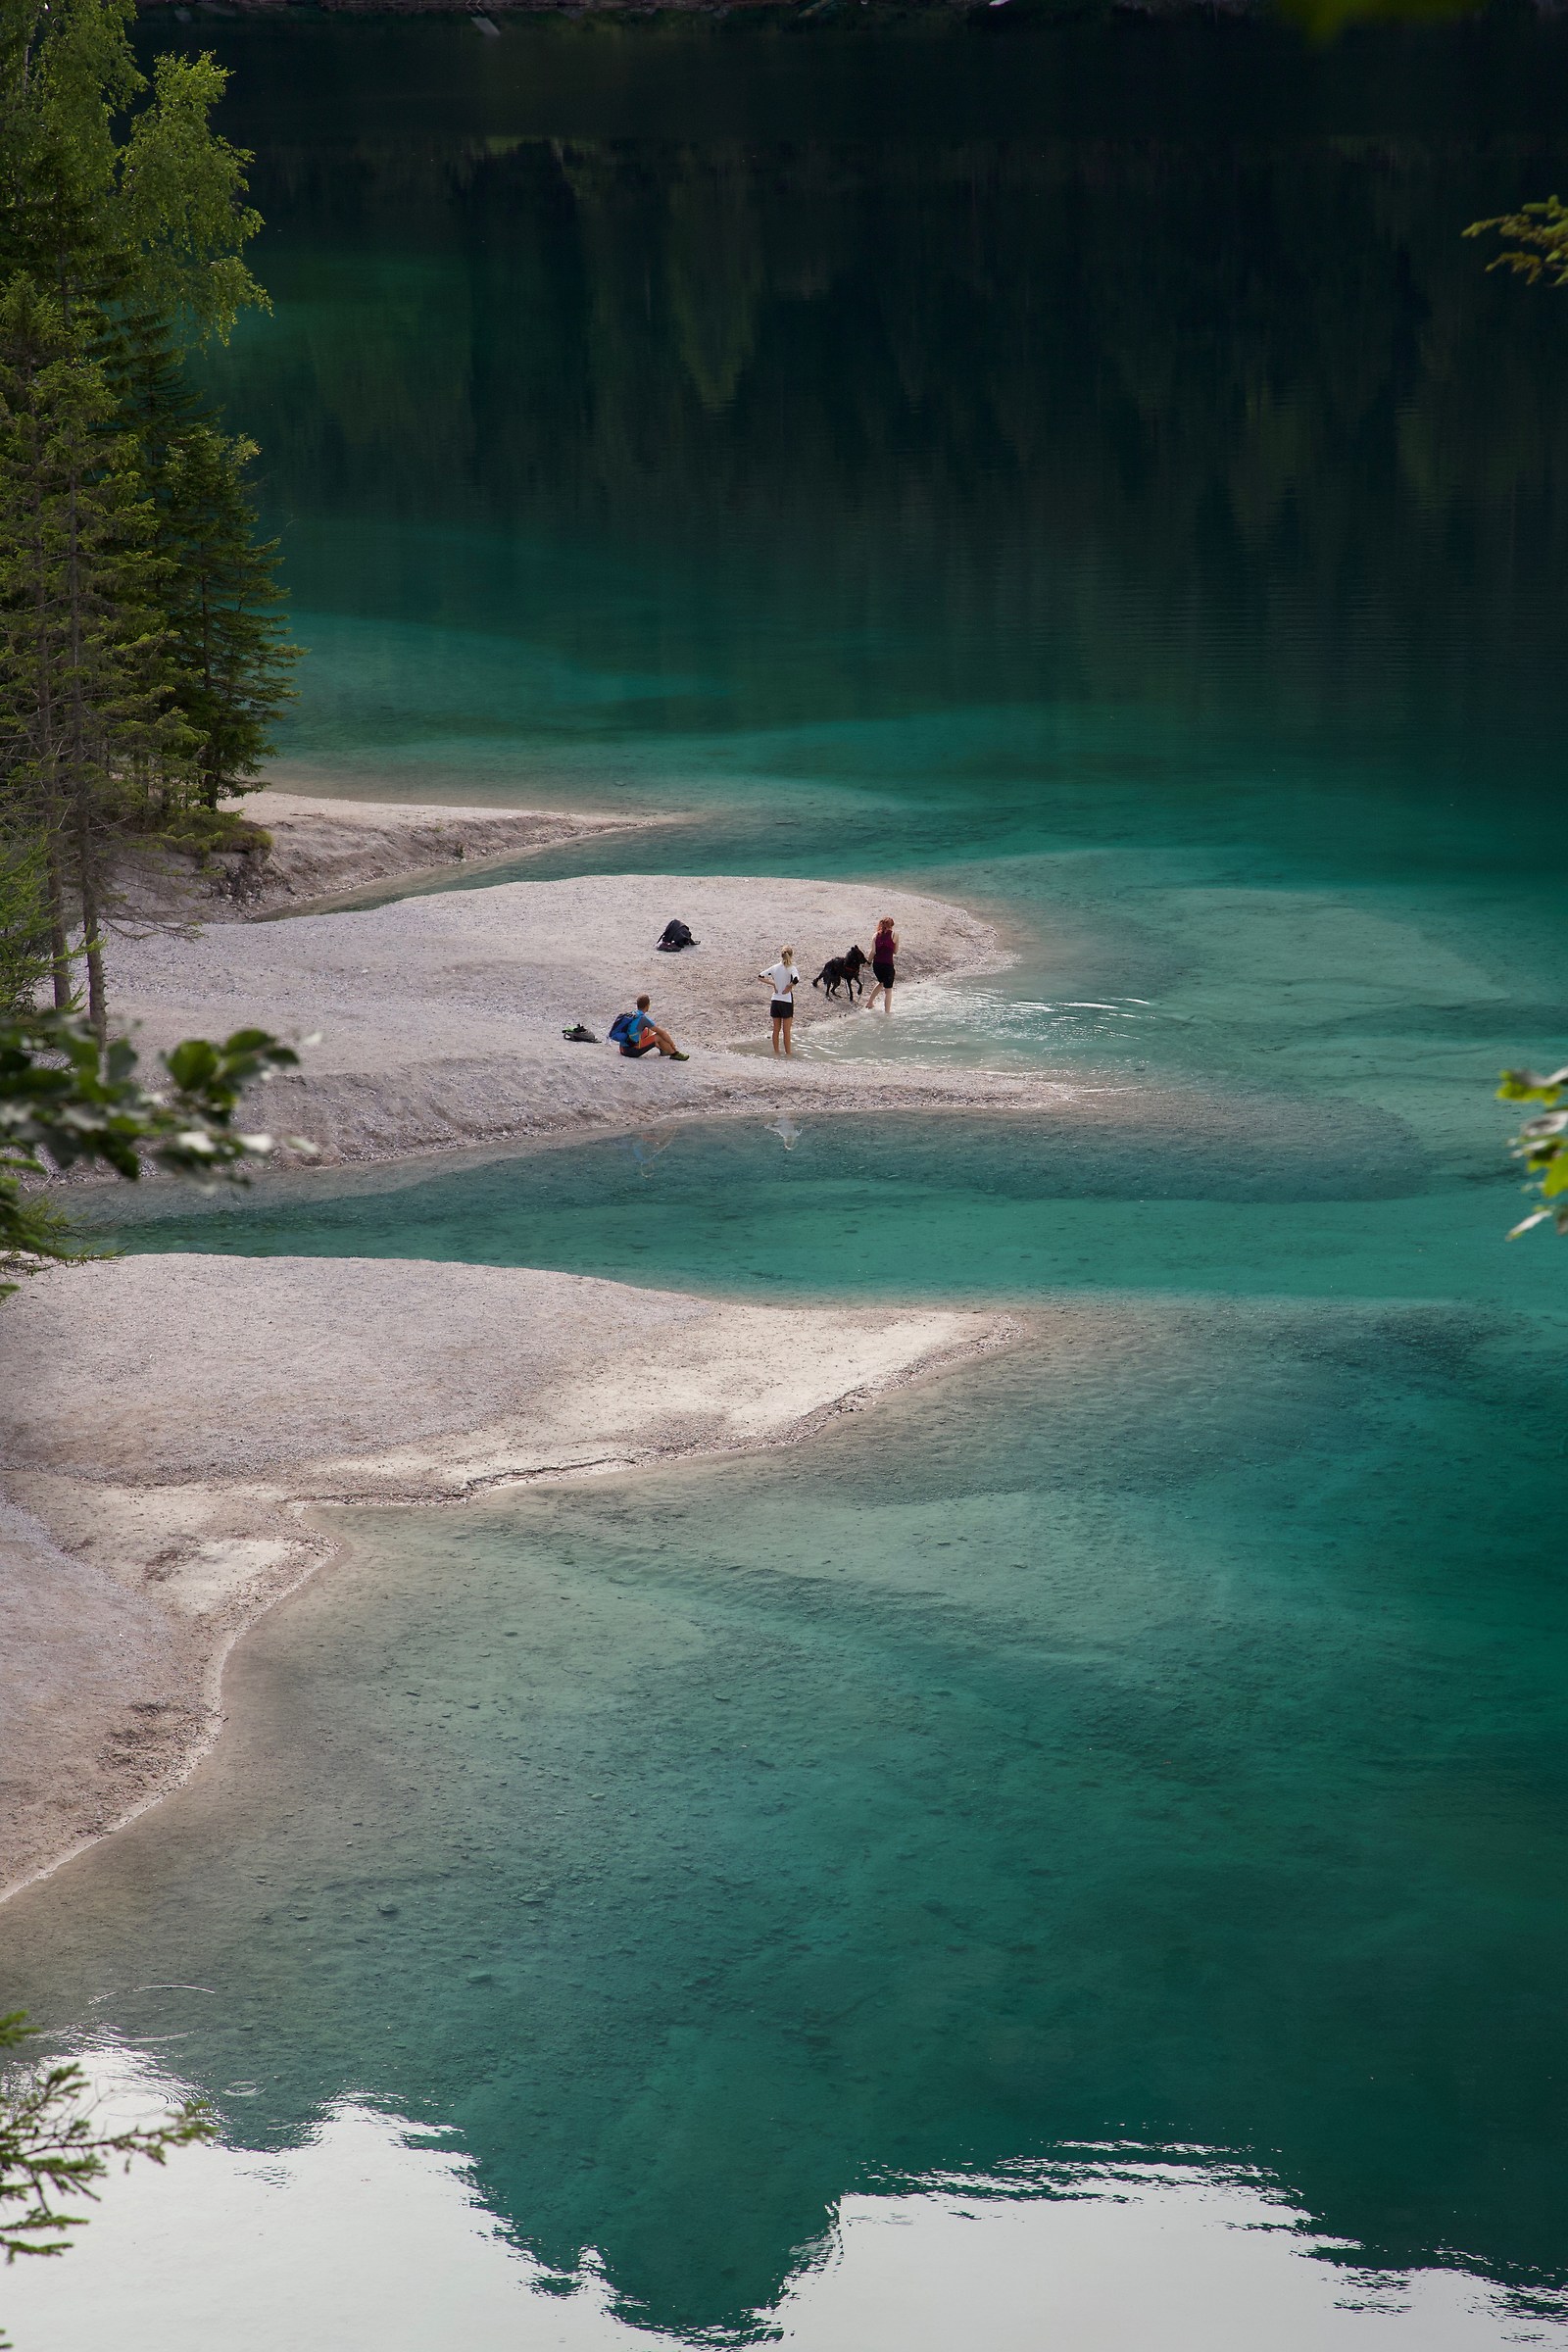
[0, 277, 183, 1035]
[0, 0, 294, 1017]
[109, 304, 297, 810]
[0, 816, 56, 1015]
[161, 422, 295, 807]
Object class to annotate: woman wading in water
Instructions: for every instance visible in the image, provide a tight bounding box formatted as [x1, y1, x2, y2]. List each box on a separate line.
[760, 945, 802, 1056]
[866, 916, 898, 1012]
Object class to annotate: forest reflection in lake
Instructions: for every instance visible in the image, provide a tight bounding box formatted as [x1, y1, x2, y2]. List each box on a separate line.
[172, 8, 1568, 808]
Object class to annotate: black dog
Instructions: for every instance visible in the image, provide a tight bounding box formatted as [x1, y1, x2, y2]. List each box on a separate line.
[812, 945, 868, 1001]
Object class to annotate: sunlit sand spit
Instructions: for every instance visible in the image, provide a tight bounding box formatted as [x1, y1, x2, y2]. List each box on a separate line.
[232, 791, 670, 915]
[100, 808, 1118, 1163]
[0, 1252, 1014, 1904]
[119, 790, 672, 927]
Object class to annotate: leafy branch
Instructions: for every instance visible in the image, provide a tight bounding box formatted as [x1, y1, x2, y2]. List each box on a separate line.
[1498, 1065, 1568, 1239]
[1, 2009, 213, 2345]
[0, 2013, 213, 2269]
[0, 1009, 315, 1294]
[1464, 196, 1568, 287]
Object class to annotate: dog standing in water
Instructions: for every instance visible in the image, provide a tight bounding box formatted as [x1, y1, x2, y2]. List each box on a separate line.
[812, 945, 868, 1001]
[760, 946, 802, 1056]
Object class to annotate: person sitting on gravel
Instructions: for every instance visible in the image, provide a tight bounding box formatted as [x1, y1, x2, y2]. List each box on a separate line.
[610, 996, 689, 1060]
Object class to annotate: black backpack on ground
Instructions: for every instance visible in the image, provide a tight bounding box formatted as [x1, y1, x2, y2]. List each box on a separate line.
[657, 919, 698, 952]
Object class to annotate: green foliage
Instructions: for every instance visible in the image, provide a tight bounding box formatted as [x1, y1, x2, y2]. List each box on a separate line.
[1498, 1066, 1568, 1240]
[0, 821, 58, 1017]
[107, 307, 298, 813]
[0, 2007, 212, 2346]
[161, 424, 298, 808]
[0, 0, 265, 334]
[0, 0, 139, 305]
[1464, 196, 1568, 290]
[154, 805, 271, 864]
[0, 0, 295, 1010]
[0, 275, 181, 1030]
[1457, 213, 1568, 1244]
[116, 50, 264, 343]
[0, 1008, 313, 1296]
[0, 282, 180, 782]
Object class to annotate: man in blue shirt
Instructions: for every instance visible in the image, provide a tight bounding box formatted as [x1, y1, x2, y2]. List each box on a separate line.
[614, 996, 689, 1060]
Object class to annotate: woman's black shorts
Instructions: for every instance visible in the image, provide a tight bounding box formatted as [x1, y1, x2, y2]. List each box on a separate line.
[873, 961, 896, 988]
[770, 998, 795, 1020]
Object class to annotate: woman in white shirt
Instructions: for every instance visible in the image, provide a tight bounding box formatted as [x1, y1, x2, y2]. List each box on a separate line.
[759, 945, 802, 1058]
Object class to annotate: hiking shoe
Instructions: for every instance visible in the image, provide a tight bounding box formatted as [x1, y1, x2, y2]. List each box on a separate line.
[671, 1050, 690, 1061]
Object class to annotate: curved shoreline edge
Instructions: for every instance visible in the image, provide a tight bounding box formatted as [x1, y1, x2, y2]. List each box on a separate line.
[5, 794, 1058, 1910]
[122, 789, 678, 928]
[0, 1254, 1020, 1912]
[102, 808, 1119, 1167]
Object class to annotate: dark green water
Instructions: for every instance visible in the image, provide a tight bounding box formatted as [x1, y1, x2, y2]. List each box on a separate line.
[177, 5, 1568, 862]
[7, 15, 1568, 2346]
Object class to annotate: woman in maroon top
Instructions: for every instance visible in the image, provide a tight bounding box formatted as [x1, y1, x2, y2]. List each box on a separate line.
[866, 916, 898, 1012]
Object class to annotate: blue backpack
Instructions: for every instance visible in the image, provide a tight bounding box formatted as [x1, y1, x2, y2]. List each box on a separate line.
[607, 1011, 639, 1047]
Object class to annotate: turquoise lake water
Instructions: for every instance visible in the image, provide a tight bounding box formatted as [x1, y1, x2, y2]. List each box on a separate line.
[7, 13, 1568, 2347]
[89, 1106, 1550, 1313]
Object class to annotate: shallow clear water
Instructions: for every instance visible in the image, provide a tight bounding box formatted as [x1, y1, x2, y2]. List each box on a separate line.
[7, 14, 1568, 2347]
[97, 1106, 1536, 1313]
[8, 1318, 1568, 2344]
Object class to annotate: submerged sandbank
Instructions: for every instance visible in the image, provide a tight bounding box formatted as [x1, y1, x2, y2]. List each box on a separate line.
[0, 1253, 1012, 1903]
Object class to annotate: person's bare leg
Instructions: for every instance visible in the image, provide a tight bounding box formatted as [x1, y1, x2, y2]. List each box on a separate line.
[782, 1017, 793, 1057]
[771, 1016, 784, 1056]
[654, 1027, 680, 1054]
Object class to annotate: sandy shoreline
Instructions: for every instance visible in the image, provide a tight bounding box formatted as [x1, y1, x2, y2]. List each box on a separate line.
[123, 789, 670, 924]
[104, 829, 1112, 1165]
[0, 1254, 1016, 1906]
[235, 790, 676, 915]
[5, 792, 1060, 1904]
